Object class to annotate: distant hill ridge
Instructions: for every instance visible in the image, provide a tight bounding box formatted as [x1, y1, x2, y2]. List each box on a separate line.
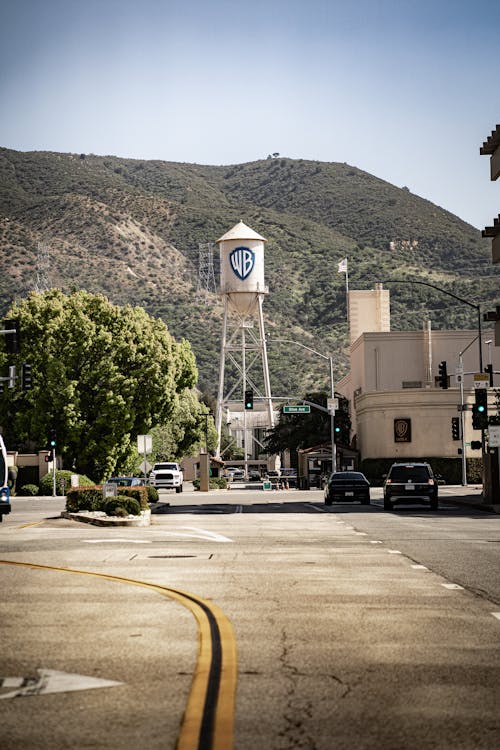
[0, 147, 497, 396]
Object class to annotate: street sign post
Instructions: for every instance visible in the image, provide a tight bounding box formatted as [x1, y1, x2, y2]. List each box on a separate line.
[474, 373, 489, 389]
[488, 426, 500, 448]
[327, 397, 339, 414]
[283, 405, 311, 414]
[137, 435, 152, 481]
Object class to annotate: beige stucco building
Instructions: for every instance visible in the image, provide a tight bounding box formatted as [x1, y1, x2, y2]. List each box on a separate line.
[337, 286, 499, 464]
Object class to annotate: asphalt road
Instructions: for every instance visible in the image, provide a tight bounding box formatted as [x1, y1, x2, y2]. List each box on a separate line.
[1, 486, 500, 749]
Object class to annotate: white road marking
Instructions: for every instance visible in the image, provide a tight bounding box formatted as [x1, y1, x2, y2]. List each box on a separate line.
[388, 550, 402, 554]
[181, 526, 234, 543]
[370, 540, 383, 544]
[491, 613, 500, 621]
[0, 669, 123, 699]
[83, 539, 151, 544]
[441, 583, 464, 590]
[81, 526, 234, 544]
[412, 564, 429, 570]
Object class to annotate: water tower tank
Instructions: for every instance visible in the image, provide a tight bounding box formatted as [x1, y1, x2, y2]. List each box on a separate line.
[217, 221, 267, 314]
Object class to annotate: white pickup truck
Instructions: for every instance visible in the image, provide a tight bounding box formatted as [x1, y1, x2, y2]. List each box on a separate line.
[149, 462, 184, 492]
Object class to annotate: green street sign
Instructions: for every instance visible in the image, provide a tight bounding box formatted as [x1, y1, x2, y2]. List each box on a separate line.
[283, 405, 311, 414]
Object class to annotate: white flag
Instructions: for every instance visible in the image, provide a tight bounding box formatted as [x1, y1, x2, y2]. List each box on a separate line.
[337, 258, 347, 273]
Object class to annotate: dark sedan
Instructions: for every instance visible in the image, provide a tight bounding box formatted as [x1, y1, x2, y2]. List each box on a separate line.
[324, 471, 370, 505]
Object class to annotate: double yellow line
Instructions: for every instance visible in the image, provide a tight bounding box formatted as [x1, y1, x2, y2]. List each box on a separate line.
[0, 560, 237, 750]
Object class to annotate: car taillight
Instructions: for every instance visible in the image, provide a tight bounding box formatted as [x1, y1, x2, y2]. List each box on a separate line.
[386, 479, 392, 484]
[428, 479, 434, 485]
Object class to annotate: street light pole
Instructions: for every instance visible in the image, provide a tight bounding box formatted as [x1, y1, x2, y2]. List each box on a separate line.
[379, 279, 483, 373]
[268, 338, 336, 474]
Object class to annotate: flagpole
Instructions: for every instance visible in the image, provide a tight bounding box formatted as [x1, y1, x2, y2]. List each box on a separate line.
[337, 258, 349, 324]
[345, 263, 349, 325]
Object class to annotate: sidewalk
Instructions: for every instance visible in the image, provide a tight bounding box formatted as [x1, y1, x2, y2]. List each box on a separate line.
[442, 485, 500, 513]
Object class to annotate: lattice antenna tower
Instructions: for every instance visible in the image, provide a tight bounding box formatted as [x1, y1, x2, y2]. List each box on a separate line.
[197, 242, 217, 299]
[35, 242, 51, 292]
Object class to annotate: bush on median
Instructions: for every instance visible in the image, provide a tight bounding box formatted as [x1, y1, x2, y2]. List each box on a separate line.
[104, 496, 141, 517]
[65, 485, 149, 513]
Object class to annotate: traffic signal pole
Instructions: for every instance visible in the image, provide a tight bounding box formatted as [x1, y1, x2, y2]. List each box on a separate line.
[268, 339, 336, 474]
[379, 279, 483, 373]
[458, 353, 467, 486]
[329, 355, 336, 475]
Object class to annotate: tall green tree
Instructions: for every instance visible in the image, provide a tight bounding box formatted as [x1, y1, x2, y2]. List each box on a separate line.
[150, 392, 218, 462]
[0, 290, 197, 480]
[264, 392, 351, 455]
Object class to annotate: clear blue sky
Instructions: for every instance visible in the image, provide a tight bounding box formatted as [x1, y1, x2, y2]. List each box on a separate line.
[1, 0, 499, 229]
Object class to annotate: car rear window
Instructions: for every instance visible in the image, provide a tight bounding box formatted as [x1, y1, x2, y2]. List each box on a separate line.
[332, 472, 365, 481]
[389, 466, 430, 482]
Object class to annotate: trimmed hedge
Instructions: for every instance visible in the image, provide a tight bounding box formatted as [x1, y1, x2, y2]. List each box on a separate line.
[105, 496, 141, 516]
[20, 484, 39, 496]
[145, 485, 159, 503]
[192, 477, 228, 490]
[65, 484, 149, 513]
[113, 486, 149, 510]
[66, 487, 105, 512]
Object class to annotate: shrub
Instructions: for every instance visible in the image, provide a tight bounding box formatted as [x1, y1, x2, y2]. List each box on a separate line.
[110, 486, 149, 510]
[66, 487, 105, 512]
[20, 484, 39, 496]
[40, 470, 94, 496]
[192, 477, 228, 490]
[65, 485, 149, 513]
[104, 496, 141, 516]
[212, 476, 228, 489]
[146, 485, 159, 503]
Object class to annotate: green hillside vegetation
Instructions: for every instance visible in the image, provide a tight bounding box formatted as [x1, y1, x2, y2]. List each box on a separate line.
[0, 147, 497, 398]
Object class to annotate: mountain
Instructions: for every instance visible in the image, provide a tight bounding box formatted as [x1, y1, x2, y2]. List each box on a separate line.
[0, 147, 497, 397]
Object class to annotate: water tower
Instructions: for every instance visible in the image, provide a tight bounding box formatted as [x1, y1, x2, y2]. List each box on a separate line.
[215, 221, 274, 461]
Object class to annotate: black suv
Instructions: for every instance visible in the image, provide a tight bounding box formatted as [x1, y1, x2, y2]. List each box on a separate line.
[383, 462, 438, 511]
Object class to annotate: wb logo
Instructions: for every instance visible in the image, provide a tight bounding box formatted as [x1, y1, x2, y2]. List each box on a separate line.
[230, 246, 255, 281]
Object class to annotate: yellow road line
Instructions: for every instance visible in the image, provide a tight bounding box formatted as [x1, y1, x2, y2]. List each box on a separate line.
[0, 559, 237, 750]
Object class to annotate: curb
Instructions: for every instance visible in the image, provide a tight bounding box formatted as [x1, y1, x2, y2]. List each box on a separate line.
[446, 498, 500, 514]
[61, 509, 151, 527]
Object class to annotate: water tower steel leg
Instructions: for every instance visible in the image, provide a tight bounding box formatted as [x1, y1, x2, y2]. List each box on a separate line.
[257, 295, 275, 427]
[215, 296, 229, 458]
[242, 326, 248, 478]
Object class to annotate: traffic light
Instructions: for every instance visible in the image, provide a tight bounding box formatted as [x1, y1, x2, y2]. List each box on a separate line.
[244, 389, 254, 410]
[485, 363, 494, 387]
[48, 429, 57, 450]
[451, 417, 460, 441]
[470, 440, 483, 450]
[21, 362, 32, 391]
[3, 319, 20, 354]
[438, 361, 448, 389]
[472, 388, 488, 430]
[333, 403, 351, 444]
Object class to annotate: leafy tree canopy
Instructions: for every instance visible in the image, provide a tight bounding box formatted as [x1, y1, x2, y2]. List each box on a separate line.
[0, 289, 198, 480]
[264, 392, 351, 455]
[150, 392, 218, 463]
